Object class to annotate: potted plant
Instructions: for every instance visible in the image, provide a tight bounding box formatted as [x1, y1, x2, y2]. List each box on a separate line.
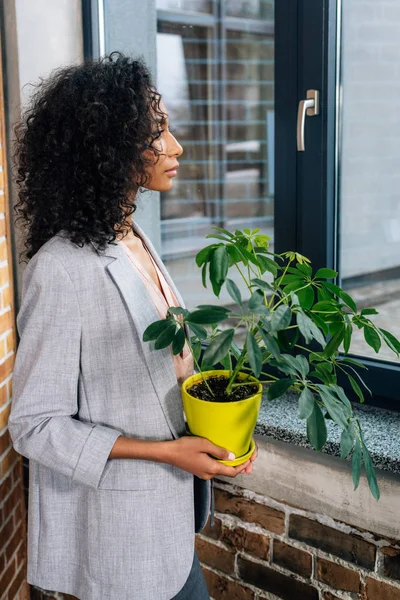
[143, 227, 400, 500]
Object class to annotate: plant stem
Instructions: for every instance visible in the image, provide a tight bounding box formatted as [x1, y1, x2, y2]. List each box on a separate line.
[183, 324, 215, 397]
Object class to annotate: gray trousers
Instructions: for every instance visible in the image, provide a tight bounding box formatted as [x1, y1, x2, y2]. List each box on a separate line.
[171, 551, 210, 600]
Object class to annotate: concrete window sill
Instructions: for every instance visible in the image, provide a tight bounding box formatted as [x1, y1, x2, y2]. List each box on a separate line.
[255, 391, 400, 475]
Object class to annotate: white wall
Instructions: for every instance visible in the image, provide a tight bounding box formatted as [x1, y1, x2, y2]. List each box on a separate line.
[15, 0, 83, 107]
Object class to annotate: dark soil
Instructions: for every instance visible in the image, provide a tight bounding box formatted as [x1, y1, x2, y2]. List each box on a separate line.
[188, 375, 259, 403]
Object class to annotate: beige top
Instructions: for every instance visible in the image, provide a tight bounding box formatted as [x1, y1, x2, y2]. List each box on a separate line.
[119, 238, 194, 386]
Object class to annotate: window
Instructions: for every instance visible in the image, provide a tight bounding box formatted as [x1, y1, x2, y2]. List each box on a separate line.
[156, 1, 274, 306]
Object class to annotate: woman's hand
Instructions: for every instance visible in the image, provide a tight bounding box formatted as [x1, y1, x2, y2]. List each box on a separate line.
[162, 435, 252, 480]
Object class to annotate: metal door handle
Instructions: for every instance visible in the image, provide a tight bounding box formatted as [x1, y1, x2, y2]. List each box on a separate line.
[297, 90, 319, 151]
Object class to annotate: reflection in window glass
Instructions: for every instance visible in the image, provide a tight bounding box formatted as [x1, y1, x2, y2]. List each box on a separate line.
[157, 5, 274, 306]
[340, 2, 400, 363]
[225, 0, 274, 20]
[156, 0, 212, 13]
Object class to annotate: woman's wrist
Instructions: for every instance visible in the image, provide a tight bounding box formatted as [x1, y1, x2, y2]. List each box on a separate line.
[108, 435, 175, 464]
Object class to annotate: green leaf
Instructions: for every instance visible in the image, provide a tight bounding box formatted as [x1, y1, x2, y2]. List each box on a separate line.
[197, 304, 230, 312]
[257, 255, 279, 277]
[196, 245, 215, 267]
[203, 328, 235, 366]
[362, 444, 380, 500]
[211, 226, 235, 238]
[296, 354, 310, 378]
[315, 268, 338, 279]
[251, 278, 275, 293]
[338, 356, 367, 369]
[270, 305, 292, 332]
[352, 439, 362, 490]
[340, 428, 354, 459]
[323, 327, 345, 358]
[258, 328, 280, 360]
[361, 308, 379, 316]
[201, 262, 207, 288]
[186, 309, 227, 325]
[329, 384, 352, 411]
[210, 246, 229, 296]
[296, 311, 326, 348]
[221, 353, 231, 370]
[297, 286, 314, 310]
[306, 402, 328, 450]
[364, 325, 381, 353]
[246, 331, 262, 378]
[154, 321, 177, 349]
[248, 290, 264, 310]
[348, 374, 365, 404]
[226, 279, 242, 305]
[168, 306, 186, 316]
[189, 323, 208, 341]
[343, 324, 352, 354]
[299, 387, 315, 419]
[313, 300, 339, 312]
[378, 328, 400, 355]
[296, 262, 312, 277]
[267, 378, 296, 400]
[172, 328, 186, 355]
[143, 319, 170, 342]
[308, 311, 329, 336]
[324, 282, 357, 313]
[317, 387, 350, 430]
[226, 244, 243, 265]
[192, 341, 202, 362]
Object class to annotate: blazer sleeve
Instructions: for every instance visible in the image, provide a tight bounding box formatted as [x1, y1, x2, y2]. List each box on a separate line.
[8, 249, 122, 489]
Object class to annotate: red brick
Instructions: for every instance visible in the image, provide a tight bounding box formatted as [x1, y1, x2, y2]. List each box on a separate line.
[381, 547, 400, 582]
[222, 524, 270, 561]
[238, 555, 319, 600]
[202, 566, 254, 600]
[0, 446, 19, 478]
[201, 515, 223, 541]
[0, 471, 12, 507]
[7, 563, 25, 599]
[273, 539, 312, 578]
[5, 524, 23, 563]
[215, 488, 285, 534]
[15, 579, 29, 600]
[0, 427, 10, 455]
[0, 382, 7, 406]
[317, 557, 360, 592]
[289, 514, 375, 569]
[4, 483, 21, 517]
[0, 354, 14, 381]
[196, 536, 235, 574]
[0, 512, 15, 548]
[0, 557, 16, 596]
[365, 577, 400, 600]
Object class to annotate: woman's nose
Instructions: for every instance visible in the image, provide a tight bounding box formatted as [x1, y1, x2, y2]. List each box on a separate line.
[169, 131, 183, 157]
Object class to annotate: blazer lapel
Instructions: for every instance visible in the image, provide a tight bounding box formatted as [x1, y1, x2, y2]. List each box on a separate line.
[99, 240, 182, 439]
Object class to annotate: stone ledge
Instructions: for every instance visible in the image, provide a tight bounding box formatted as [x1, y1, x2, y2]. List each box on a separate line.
[220, 435, 400, 540]
[255, 391, 400, 475]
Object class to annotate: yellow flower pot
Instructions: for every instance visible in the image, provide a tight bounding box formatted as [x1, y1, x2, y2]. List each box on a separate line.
[181, 370, 262, 463]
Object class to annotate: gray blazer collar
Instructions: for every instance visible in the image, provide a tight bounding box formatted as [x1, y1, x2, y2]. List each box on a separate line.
[99, 221, 185, 439]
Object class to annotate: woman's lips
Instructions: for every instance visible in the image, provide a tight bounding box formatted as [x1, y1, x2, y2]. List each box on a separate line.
[165, 164, 179, 176]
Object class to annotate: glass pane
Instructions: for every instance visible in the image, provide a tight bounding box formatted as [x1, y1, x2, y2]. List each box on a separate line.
[156, 0, 212, 13]
[339, 2, 400, 364]
[225, 0, 274, 20]
[157, 5, 274, 307]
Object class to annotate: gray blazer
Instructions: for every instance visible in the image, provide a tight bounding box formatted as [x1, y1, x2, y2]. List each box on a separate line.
[8, 222, 210, 600]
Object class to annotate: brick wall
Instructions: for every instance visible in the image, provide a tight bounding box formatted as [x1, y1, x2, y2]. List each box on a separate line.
[197, 481, 400, 600]
[0, 36, 29, 600]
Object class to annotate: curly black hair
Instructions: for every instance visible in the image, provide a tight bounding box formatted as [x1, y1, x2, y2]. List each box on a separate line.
[14, 52, 165, 260]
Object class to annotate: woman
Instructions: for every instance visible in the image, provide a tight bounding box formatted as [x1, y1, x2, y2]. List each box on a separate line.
[8, 53, 257, 600]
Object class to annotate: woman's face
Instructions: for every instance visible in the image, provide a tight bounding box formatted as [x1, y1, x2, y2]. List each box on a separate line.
[143, 99, 183, 192]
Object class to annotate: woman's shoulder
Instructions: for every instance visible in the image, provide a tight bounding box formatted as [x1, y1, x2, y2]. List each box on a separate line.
[29, 231, 103, 269]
